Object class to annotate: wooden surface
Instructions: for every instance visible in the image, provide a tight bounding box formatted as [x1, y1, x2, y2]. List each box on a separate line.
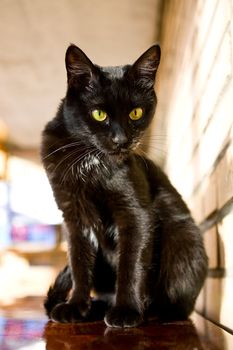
[0, 297, 232, 349]
[44, 318, 207, 350]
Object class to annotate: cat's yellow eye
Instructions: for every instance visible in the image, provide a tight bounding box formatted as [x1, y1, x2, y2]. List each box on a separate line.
[129, 107, 143, 121]
[91, 109, 107, 122]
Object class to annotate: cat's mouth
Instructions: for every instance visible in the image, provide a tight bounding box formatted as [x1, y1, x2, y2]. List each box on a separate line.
[108, 148, 128, 155]
[107, 148, 130, 161]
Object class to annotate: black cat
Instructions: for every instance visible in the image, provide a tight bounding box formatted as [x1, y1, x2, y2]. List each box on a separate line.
[41, 44, 208, 328]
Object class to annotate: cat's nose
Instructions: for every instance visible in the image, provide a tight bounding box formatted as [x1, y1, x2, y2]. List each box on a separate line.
[111, 133, 128, 147]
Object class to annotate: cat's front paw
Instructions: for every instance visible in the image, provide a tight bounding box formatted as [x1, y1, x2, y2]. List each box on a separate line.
[50, 302, 83, 323]
[104, 306, 143, 328]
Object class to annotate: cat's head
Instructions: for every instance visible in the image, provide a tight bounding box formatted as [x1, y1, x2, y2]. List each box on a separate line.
[63, 44, 160, 162]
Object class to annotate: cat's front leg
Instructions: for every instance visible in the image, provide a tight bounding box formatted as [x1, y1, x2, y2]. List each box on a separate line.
[105, 216, 149, 328]
[51, 222, 96, 323]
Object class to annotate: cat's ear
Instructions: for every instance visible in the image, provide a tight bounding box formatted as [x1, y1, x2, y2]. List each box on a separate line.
[130, 45, 160, 86]
[65, 44, 96, 84]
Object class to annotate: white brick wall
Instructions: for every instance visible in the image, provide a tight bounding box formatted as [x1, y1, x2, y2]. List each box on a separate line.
[149, 0, 233, 331]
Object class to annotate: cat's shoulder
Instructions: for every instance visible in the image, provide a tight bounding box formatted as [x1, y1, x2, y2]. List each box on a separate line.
[134, 153, 160, 172]
[134, 153, 171, 186]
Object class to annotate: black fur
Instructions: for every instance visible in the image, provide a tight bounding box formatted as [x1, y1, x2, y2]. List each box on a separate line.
[41, 44, 208, 328]
[44, 266, 72, 316]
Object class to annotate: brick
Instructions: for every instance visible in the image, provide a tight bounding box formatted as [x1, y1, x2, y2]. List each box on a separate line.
[189, 172, 217, 220]
[216, 142, 233, 209]
[192, 0, 231, 96]
[217, 229, 226, 270]
[161, 13, 233, 193]
[185, 139, 232, 219]
[166, 134, 197, 200]
[219, 277, 233, 331]
[151, 0, 233, 334]
[180, 82, 233, 191]
[191, 27, 233, 148]
[196, 276, 233, 343]
[202, 172, 217, 218]
[218, 212, 233, 270]
[195, 285, 206, 314]
[164, 0, 232, 172]
[188, 190, 204, 224]
[205, 277, 222, 322]
[169, 160, 217, 223]
[204, 226, 218, 269]
[192, 0, 219, 60]
[224, 331, 233, 350]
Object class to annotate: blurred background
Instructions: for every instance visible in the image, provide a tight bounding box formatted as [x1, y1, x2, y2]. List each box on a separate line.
[0, 0, 233, 348]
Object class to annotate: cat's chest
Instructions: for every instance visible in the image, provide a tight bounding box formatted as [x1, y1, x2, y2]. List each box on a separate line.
[46, 148, 109, 185]
[75, 154, 103, 179]
[65, 153, 106, 183]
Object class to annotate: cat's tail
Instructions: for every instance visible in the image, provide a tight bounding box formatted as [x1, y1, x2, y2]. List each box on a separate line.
[44, 265, 72, 318]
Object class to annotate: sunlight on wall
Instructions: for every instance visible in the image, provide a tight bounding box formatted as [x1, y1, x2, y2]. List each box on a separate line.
[154, 0, 233, 332]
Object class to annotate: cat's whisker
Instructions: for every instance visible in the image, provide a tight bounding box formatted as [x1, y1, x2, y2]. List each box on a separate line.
[142, 138, 167, 143]
[93, 150, 105, 177]
[147, 136, 173, 142]
[43, 141, 84, 159]
[62, 149, 95, 180]
[50, 144, 95, 182]
[74, 149, 99, 183]
[137, 145, 166, 165]
[42, 135, 75, 152]
[52, 148, 84, 175]
[147, 148, 167, 156]
[61, 148, 97, 184]
[137, 152, 149, 170]
[142, 136, 167, 140]
[147, 133, 168, 137]
[98, 151, 110, 175]
[141, 144, 168, 153]
[61, 153, 86, 184]
[141, 142, 167, 148]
